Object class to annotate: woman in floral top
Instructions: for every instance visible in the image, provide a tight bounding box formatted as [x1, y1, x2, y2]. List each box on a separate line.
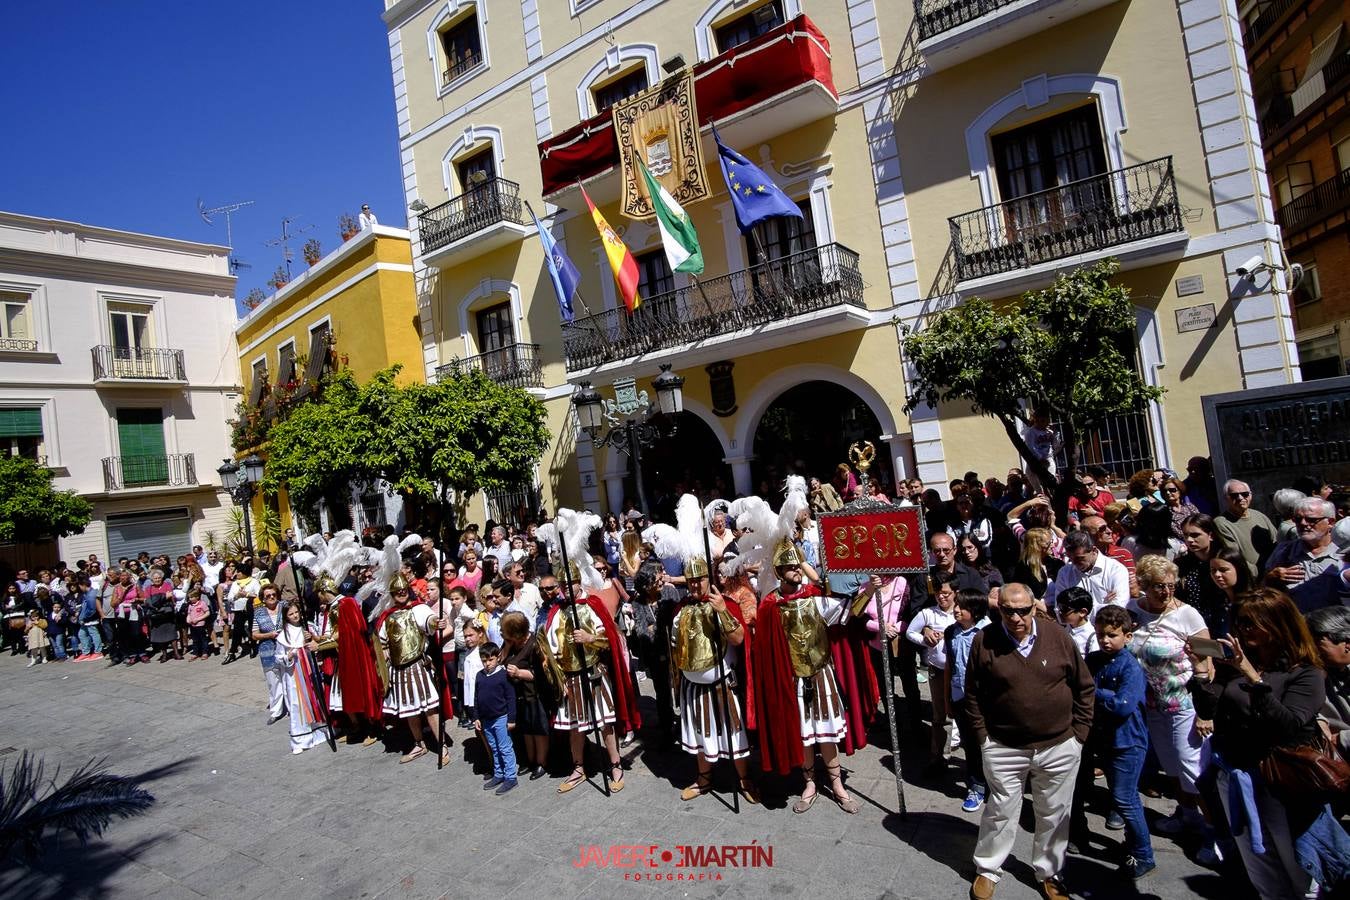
[1128, 555, 1214, 841]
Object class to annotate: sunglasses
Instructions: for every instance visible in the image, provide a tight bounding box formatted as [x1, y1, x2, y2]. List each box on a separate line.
[1163, 487, 1180, 494]
[1001, 606, 1035, 619]
[1293, 515, 1329, 524]
[1228, 491, 1251, 499]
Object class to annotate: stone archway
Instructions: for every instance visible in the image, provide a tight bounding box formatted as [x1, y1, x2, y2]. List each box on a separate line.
[750, 380, 894, 497]
[601, 399, 733, 522]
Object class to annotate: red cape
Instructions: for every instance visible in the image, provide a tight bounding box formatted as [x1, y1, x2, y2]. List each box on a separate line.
[751, 585, 879, 774]
[546, 593, 641, 735]
[827, 617, 880, 756]
[334, 596, 383, 721]
[677, 596, 754, 731]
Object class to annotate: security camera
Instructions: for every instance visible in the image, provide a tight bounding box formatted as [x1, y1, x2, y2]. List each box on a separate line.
[1236, 255, 1266, 278]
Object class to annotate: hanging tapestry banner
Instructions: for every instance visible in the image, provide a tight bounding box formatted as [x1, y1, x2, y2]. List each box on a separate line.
[613, 69, 709, 220]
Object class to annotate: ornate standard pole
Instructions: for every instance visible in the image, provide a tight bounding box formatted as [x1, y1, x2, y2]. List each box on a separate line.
[701, 515, 739, 814]
[558, 521, 609, 796]
[849, 441, 906, 816]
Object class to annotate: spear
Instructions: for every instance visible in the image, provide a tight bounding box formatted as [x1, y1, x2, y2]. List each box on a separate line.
[557, 520, 610, 796]
[431, 532, 449, 770]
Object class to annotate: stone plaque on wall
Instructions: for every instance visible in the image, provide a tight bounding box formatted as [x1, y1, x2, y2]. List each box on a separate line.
[1202, 376, 1350, 514]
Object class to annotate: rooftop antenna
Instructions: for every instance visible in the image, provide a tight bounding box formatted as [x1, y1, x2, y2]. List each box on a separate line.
[198, 197, 255, 275]
[264, 216, 314, 280]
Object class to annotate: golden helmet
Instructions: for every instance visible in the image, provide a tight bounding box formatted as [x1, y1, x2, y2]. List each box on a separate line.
[684, 556, 709, 579]
[772, 538, 803, 569]
[389, 572, 411, 594]
[314, 574, 338, 596]
[556, 557, 582, 584]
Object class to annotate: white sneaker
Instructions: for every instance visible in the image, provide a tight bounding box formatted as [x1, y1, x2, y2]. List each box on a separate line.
[26, 658, 36, 668]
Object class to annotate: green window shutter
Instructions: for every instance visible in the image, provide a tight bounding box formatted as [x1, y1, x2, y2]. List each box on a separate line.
[116, 409, 167, 486]
[0, 408, 42, 438]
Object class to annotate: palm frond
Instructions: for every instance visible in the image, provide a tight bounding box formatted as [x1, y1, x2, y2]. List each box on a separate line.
[0, 752, 154, 863]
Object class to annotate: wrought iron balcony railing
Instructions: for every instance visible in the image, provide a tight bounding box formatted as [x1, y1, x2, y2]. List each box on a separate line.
[102, 454, 197, 491]
[91, 346, 186, 381]
[435, 342, 544, 389]
[949, 157, 1182, 282]
[915, 0, 1021, 41]
[419, 177, 526, 254]
[562, 242, 864, 371]
[0, 338, 38, 351]
[443, 50, 484, 85]
[1244, 0, 1298, 46]
[1277, 168, 1350, 235]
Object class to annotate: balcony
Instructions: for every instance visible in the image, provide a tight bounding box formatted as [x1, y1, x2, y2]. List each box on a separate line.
[0, 338, 38, 352]
[1276, 169, 1350, 240]
[91, 346, 186, 384]
[1244, 0, 1299, 50]
[442, 50, 483, 88]
[435, 342, 544, 389]
[418, 177, 530, 268]
[102, 454, 197, 492]
[950, 157, 1185, 286]
[538, 14, 837, 201]
[563, 243, 865, 373]
[914, 0, 1118, 73]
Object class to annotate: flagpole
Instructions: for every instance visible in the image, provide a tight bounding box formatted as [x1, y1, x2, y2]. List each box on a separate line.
[526, 200, 613, 353]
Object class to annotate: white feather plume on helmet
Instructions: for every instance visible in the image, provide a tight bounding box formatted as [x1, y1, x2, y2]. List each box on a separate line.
[676, 493, 709, 578]
[290, 529, 361, 591]
[537, 509, 604, 591]
[361, 533, 421, 621]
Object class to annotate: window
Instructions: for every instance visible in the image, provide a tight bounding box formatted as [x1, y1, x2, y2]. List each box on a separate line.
[713, 0, 786, 53]
[991, 104, 1108, 238]
[456, 147, 496, 190]
[248, 358, 269, 406]
[1298, 333, 1342, 380]
[0, 292, 33, 348]
[476, 303, 514, 354]
[1293, 262, 1322, 306]
[593, 68, 649, 114]
[1287, 161, 1315, 199]
[635, 250, 675, 300]
[0, 408, 44, 463]
[360, 493, 388, 528]
[108, 306, 151, 354]
[302, 322, 332, 385]
[277, 342, 296, 387]
[116, 408, 168, 487]
[1334, 127, 1350, 172]
[440, 13, 483, 85]
[745, 199, 816, 264]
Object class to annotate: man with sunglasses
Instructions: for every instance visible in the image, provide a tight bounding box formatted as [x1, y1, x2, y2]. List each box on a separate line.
[1265, 497, 1341, 587]
[1215, 479, 1276, 577]
[966, 583, 1094, 900]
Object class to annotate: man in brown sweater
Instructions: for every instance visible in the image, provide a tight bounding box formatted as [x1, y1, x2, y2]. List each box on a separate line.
[964, 583, 1093, 900]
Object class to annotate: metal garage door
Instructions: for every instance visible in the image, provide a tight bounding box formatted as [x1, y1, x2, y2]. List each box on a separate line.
[106, 509, 192, 563]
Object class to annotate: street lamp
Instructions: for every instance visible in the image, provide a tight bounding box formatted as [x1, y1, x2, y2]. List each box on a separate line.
[218, 455, 264, 558]
[571, 364, 685, 517]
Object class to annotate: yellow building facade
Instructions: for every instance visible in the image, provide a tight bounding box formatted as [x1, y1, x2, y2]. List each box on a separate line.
[383, 0, 1298, 514]
[233, 225, 419, 534]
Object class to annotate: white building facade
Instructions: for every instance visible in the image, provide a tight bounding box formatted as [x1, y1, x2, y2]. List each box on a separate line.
[0, 211, 241, 564]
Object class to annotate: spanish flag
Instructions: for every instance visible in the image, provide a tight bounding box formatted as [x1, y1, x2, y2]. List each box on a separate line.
[581, 184, 641, 313]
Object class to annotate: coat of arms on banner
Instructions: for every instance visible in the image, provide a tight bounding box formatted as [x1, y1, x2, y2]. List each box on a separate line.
[612, 69, 709, 220]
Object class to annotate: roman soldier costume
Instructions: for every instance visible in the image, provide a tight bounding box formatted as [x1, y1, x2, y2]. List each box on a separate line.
[377, 574, 441, 719]
[671, 555, 751, 763]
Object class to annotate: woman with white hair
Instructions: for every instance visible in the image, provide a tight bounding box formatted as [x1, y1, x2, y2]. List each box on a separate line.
[1307, 605, 1350, 759]
[1271, 488, 1307, 542]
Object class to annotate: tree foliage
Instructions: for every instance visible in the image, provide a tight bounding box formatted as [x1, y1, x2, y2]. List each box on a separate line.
[902, 259, 1163, 493]
[0, 457, 92, 542]
[263, 365, 551, 517]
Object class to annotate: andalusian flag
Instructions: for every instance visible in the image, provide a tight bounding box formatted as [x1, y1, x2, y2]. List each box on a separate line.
[581, 184, 641, 313]
[638, 157, 703, 275]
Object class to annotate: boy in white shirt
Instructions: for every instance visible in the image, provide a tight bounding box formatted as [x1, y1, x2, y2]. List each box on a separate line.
[907, 571, 957, 763]
[1056, 586, 1098, 657]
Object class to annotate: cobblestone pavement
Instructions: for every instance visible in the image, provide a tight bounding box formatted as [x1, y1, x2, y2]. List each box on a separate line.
[0, 650, 1241, 900]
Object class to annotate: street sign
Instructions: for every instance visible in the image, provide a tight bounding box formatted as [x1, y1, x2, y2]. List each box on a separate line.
[817, 504, 927, 576]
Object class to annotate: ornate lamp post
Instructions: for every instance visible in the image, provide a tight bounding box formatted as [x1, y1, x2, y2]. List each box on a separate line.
[572, 364, 685, 516]
[217, 453, 265, 558]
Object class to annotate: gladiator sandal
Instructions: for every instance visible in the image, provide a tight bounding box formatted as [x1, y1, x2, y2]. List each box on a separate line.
[558, 764, 586, 794]
[738, 777, 761, 805]
[681, 771, 713, 802]
[825, 760, 860, 814]
[609, 759, 625, 793]
[792, 766, 818, 814]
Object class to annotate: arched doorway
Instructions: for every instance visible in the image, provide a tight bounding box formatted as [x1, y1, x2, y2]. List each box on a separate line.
[619, 411, 731, 523]
[751, 380, 892, 496]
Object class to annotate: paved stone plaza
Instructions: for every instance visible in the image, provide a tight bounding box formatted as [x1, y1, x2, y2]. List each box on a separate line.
[0, 651, 1241, 900]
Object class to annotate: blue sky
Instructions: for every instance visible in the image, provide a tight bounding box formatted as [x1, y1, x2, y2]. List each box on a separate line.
[1, 2, 405, 312]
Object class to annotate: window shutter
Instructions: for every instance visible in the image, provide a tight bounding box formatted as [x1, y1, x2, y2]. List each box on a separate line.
[303, 328, 329, 383]
[0, 407, 42, 438]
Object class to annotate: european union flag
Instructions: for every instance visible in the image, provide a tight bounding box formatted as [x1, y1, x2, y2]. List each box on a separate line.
[528, 205, 580, 324]
[712, 125, 803, 234]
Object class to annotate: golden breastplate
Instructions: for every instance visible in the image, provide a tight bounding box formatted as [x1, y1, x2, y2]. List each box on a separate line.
[552, 605, 600, 673]
[672, 602, 737, 673]
[780, 595, 829, 678]
[385, 609, 426, 668]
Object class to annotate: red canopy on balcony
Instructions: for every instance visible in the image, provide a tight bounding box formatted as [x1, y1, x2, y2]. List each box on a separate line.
[538, 14, 835, 196]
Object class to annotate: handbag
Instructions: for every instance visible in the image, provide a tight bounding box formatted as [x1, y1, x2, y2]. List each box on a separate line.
[1259, 734, 1350, 800]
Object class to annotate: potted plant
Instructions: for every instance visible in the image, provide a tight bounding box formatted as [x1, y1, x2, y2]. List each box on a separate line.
[338, 213, 359, 241]
[242, 287, 266, 310]
[270, 266, 289, 290]
[302, 238, 322, 267]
